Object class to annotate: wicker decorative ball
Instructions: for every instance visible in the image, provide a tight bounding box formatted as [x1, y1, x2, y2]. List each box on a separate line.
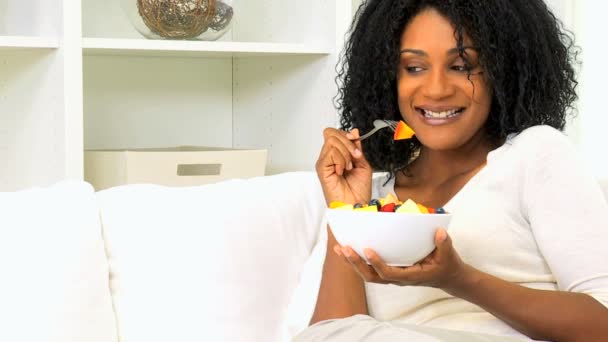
[131, 0, 234, 40]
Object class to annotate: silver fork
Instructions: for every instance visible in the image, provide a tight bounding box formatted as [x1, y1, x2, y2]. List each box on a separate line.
[355, 119, 398, 141]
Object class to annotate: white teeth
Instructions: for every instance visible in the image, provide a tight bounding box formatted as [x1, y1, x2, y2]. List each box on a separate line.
[423, 109, 461, 119]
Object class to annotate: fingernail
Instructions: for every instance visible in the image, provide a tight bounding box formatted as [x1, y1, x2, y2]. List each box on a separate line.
[347, 161, 353, 170]
[346, 132, 354, 139]
[439, 229, 448, 242]
[333, 245, 342, 256]
[342, 248, 352, 258]
[364, 249, 373, 259]
[353, 149, 362, 158]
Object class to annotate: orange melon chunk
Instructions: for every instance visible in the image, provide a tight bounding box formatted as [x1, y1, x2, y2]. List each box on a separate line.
[394, 121, 415, 140]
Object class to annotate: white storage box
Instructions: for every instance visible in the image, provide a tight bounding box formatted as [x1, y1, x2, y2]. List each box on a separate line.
[85, 147, 267, 191]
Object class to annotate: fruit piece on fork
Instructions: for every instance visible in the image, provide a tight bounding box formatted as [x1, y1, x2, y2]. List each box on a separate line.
[394, 121, 415, 140]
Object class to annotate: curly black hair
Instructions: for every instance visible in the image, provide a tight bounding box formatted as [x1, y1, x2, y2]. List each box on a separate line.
[336, 0, 579, 177]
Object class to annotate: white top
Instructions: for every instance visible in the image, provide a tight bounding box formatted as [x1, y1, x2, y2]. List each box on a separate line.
[367, 125, 608, 340]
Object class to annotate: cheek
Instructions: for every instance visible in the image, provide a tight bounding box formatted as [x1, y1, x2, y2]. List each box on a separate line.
[472, 78, 492, 105]
[466, 80, 492, 116]
[396, 81, 417, 107]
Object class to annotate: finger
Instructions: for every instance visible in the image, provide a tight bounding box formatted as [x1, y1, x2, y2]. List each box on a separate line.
[328, 148, 348, 176]
[347, 128, 360, 142]
[365, 248, 425, 283]
[345, 129, 362, 156]
[342, 246, 387, 284]
[316, 140, 338, 171]
[434, 228, 453, 261]
[323, 127, 341, 140]
[317, 136, 354, 173]
[326, 136, 355, 170]
[333, 245, 343, 257]
[364, 249, 408, 282]
[318, 145, 348, 176]
[324, 128, 360, 159]
[318, 132, 344, 160]
[348, 129, 371, 168]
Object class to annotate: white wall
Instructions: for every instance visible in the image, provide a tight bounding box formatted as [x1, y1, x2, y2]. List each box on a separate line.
[540, 1, 608, 180]
[574, 2, 608, 179]
[543, 0, 579, 141]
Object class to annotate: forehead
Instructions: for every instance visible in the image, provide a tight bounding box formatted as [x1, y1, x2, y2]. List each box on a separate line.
[400, 8, 474, 49]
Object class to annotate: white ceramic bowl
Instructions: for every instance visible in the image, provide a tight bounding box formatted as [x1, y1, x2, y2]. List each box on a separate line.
[326, 209, 452, 266]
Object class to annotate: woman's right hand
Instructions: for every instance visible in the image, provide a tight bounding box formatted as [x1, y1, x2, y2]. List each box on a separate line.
[315, 128, 373, 206]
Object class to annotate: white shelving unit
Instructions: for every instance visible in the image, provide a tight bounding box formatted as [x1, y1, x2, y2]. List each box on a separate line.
[1, 0, 576, 191]
[0, 0, 355, 191]
[0, 0, 82, 191]
[83, 38, 330, 58]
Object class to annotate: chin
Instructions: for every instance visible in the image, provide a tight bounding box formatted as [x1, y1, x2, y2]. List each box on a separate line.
[415, 134, 466, 151]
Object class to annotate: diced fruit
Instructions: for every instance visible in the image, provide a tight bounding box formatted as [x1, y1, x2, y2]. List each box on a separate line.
[380, 203, 396, 212]
[369, 199, 381, 210]
[334, 204, 354, 210]
[329, 195, 448, 215]
[417, 204, 429, 214]
[396, 199, 421, 213]
[384, 193, 400, 205]
[394, 121, 415, 140]
[354, 205, 378, 212]
[329, 201, 347, 209]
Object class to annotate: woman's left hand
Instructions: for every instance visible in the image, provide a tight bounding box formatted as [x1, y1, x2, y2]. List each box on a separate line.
[335, 228, 472, 291]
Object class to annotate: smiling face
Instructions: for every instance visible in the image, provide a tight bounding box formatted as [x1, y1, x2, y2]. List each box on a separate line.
[397, 8, 492, 151]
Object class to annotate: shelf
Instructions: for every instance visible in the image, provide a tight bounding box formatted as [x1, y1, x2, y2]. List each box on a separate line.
[0, 36, 59, 50]
[82, 38, 331, 58]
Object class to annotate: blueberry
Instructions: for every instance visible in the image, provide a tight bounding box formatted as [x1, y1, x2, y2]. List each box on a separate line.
[435, 207, 446, 214]
[368, 199, 381, 210]
[353, 203, 363, 208]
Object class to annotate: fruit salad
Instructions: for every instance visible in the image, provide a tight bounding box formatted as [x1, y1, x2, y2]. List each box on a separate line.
[329, 193, 446, 214]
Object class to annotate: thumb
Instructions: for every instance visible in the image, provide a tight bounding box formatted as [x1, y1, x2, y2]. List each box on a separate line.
[434, 228, 452, 256]
[350, 129, 370, 169]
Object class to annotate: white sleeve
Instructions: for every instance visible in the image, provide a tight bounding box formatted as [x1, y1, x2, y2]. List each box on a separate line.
[523, 126, 608, 308]
[371, 172, 395, 199]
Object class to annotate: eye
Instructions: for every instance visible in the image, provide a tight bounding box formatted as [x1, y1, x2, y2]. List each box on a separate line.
[451, 64, 472, 72]
[405, 66, 424, 73]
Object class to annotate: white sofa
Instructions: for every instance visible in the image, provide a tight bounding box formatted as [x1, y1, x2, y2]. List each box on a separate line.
[1, 173, 607, 342]
[0, 172, 327, 342]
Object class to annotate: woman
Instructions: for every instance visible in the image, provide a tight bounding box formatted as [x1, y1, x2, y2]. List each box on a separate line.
[297, 0, 608, 341]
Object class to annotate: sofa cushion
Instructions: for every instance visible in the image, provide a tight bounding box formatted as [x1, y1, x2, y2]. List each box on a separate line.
[97, 172, 326, 342]
[0, 181, 118, 342]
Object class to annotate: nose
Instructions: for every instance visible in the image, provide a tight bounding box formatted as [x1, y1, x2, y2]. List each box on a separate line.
[422, 69, 454, 100]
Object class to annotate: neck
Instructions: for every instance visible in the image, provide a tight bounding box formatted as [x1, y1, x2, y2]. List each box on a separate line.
[409, 129, 497, 184]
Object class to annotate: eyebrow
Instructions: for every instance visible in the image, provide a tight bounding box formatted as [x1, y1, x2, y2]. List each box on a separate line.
[400, 46, 478, 56]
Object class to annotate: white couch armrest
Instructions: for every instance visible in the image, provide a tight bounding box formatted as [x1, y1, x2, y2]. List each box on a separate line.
[0, 181, 118, 342]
